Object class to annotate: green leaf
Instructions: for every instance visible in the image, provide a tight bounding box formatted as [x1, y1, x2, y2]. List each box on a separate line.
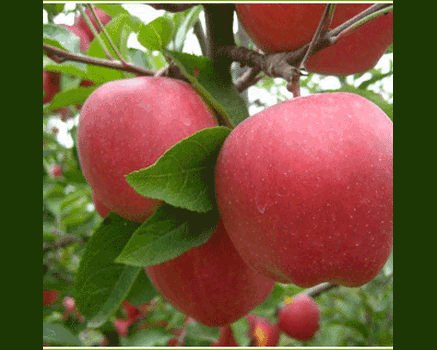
[171, 5, 203, 51]
[43, 23, 80, 53]
[138, 17, 174, 51]
[125, 270, 159, 306]
[128, 328, 174, 347]
[115, 204, 219, 267]
[43, 322, 83, 346]
[44, 86, 96, 111]
[43, 56, 89, 81]
[126, 126, 231, 213]
[73, 213, 142, 328]
[164, 49, 250, 127]
[86, 13, 134, 84]
[231, 318, 251, 347]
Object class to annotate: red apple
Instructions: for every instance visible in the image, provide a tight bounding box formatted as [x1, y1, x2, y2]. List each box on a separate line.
[215, 92, 393, 287]
[77, 77, 219, 223]
[277, 294, 320, 341]
[235, 3, 393, 75]
[92, 192, 110, 218]
[212, 324, 239, 347]
[145, 220, 275, 327]
[75, 7, 112, 41]
[50, 164, 63, 178]
[43, 71, 60, 104]
[246, 314, 280, 347]
[43, 289, 59, 306]
[60, 24, 91, 52]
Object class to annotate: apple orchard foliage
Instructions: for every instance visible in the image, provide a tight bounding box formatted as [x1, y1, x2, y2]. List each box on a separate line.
[43, 3, 393, 347]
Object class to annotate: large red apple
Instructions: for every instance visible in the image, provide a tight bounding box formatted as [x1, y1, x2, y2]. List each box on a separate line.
[215, 92, 393, 287]
[77, 77, 219, 223]
[43, 289, 59, 306]
[75, 7, 112, 41]
[277, 295, 320, 341]
[236, 3, 393, 75]
[92, 192, 110, 218]
[145, 220, 275, 327]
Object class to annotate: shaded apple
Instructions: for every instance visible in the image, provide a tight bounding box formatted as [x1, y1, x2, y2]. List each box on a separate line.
[212, 324, 239, 347]
[236, 3, 393, 75]
[145, 220, 275, 327]
[43, 71, 60, 104]
[75, 7, 112, 41]
[246, 314, 280, 346]
[60, 24, 91, 52]
[77, 77, 218, 223]
[277, 295, 320, 341]
[215, 92, 393, 287]
[43, 289, 59, 306]
[92, 192, 110, 218]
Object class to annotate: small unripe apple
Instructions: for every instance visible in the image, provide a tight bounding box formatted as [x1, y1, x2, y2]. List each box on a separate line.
[246, 314, 280, 347]
[75, 7, 112, 41]
[236, 4, 393, 75]
[77, 77, 218, 223]
[277, 295, 320, 341]
[145, 220, 275, 327]
[43, 289, 59, 306]
[215, 92, 393, 287]
[212, 325, 239, 347]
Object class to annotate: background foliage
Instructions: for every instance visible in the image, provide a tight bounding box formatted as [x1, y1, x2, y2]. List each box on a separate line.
[43, 3, 393, 347]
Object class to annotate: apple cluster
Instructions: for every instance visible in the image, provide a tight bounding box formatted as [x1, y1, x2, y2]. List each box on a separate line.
[52, 2, 392, 342]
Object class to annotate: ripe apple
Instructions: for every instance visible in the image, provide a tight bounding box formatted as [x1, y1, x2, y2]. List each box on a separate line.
[215, 92, 393, 287]
[235, 3, 393, 75]
[145, 220, 275, 327]
[43, 289, 59, 306]
[246, 314, 280, 346]
[92, 192, 110, 218]
[60, 24, 91, 52]
[212, 325, 239, 347]
[77, 77, 219, 223]
[43, 71, 60, 104]
[75, 7, 112, 41]
[277, 295, 320, 341]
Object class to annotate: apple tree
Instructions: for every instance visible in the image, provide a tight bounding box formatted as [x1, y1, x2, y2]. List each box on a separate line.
[43, 3, 393, 347]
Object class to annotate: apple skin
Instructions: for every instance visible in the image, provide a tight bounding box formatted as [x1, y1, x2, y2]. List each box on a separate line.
[215, 92, 393, 287]
[43, 71, 60, 104]
[246, 314, 280, 346]
[43, 289, 59, 306]
[235, 4, 393, 75]
[92, 192, 110, 218]
[60, 24, 91, 52]
[277, 295, 320, 341]
[145, 220, 275, 327]
[77, 77, 218, 223]
[212, 325, 239, 347]
[76, 7, 112, 41]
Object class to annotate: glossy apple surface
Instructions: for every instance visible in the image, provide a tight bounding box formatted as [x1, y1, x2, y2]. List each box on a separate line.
[246, 314, 280, 346]
[215, 92, 393, 287]
[236, 4, 393, 75]
[145, 221, 275, 327]
[77, 77, 218, 223]
[278, 294, 320, 341]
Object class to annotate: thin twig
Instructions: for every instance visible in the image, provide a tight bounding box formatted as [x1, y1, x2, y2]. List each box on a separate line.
[193, 20, 207, 57]
[43, 43, 155, 76]
[235, 66, 262, 92]
[86, 4, 129, 67]
[78, 4, 113, 60]
[304, 282, 339, 298]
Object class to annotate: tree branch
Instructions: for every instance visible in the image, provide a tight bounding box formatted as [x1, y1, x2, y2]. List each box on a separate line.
[43, 43, 156, 76]
[304, 282, 339, 298]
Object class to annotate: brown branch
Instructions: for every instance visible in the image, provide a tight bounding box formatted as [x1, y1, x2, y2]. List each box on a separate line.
[235, 67, 262, 93]
[148, 3, 196, 13]
[303, 282, 339, 298]
[43, 43, 156, 76]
